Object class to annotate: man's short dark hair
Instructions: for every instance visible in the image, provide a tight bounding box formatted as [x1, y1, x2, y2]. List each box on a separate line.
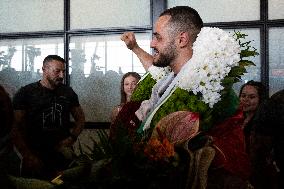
[43, 55, 65, 66]
[160, 6, 203, 43]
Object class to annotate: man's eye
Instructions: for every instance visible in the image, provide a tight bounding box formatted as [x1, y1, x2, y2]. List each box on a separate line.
[156, 36, 161, 41]
[153, 34, 161, 41]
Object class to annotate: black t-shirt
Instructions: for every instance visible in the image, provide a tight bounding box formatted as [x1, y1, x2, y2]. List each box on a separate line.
[13, 81, 80, 150]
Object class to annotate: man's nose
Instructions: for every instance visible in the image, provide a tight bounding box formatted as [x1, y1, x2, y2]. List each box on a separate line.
[150, 40, 156, 48]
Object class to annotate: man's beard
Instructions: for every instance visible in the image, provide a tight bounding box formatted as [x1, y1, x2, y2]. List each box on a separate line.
[153, 43, 177, 68]
[48, 77, 63, 87]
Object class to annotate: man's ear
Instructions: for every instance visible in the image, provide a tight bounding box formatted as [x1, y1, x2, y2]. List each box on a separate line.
[179, 32, 190, 48]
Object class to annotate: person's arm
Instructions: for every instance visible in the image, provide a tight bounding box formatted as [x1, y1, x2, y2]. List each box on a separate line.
[110, 105, 123, 124]
[11, 110, 43, 170]
[12, 111, 33, 156]
[69, 105, 85, 140]
[121, 32, 153, 71]
[57, 105, 85, 148]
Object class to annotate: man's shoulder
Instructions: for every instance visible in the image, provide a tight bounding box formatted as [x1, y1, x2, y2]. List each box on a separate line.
[56, 85, 79, 101]
[57, 84, 76, 93]
[20, 81, 40, 91]
[14, 82, 40, 96]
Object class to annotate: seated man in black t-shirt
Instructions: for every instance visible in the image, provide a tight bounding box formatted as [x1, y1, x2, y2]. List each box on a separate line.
[12, 55, 85, 179]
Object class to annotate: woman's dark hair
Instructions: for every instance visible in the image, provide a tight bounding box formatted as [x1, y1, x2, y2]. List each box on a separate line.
[0, 85, 13, 137]
[239, 80, 266, 103]
[120, 72, 141, 103]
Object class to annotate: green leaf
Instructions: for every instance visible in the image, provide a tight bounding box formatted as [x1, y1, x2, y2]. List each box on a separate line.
[228, 66, 247, 77]
[238, 60, 256, 67]
[240, 49, 259, 58]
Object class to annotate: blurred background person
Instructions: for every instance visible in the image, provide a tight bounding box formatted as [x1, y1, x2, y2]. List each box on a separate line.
[239, 80, 266, 152]
[250, 89, 284, 189]
[0, 85, 20, 188]
[110, 72, 141, 123]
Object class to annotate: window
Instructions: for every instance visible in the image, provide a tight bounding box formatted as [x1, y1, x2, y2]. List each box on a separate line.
[70, 0, 150, 29]
[0, 0, 151, 125]
[269, 27, 284, 94]
[0, 38, 64, 96]
[167, 0, 260, 22]
[0, 0, 64, 33]
[69, 33, 150, 122]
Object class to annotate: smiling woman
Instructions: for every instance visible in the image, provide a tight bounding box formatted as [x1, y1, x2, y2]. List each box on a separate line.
[239, 80, 266, 152]
[110, 72, 141, 123]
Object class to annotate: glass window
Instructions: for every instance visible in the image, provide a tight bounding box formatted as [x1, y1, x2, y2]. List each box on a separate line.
[269, 27, 284, 96]
[69, 33, 151, 122]
[0, 38, 64, 96]
[223, 29, 261, 94]
[70, 0, 151, 29]
[269, 0, 284, 20]
[167, 0, 260, 22]
[0, 0, 63, 33]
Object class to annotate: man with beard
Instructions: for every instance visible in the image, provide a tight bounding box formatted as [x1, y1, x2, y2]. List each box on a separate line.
[121, 6, 203, 121]
[12, 55, 85, 179]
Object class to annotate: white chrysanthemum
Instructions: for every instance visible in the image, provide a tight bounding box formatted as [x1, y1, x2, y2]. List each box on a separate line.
[177, 27, 241, 107]
[148, 66, 171, 81]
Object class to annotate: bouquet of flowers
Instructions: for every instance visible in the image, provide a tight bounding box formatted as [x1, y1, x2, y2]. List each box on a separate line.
[132, 27, 258, 133]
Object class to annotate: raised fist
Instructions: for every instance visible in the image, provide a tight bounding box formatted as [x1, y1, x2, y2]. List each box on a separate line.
[121, 32, 138, 50]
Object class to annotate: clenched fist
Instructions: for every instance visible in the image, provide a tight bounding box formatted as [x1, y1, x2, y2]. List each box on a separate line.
[121, 32, 138, 50]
